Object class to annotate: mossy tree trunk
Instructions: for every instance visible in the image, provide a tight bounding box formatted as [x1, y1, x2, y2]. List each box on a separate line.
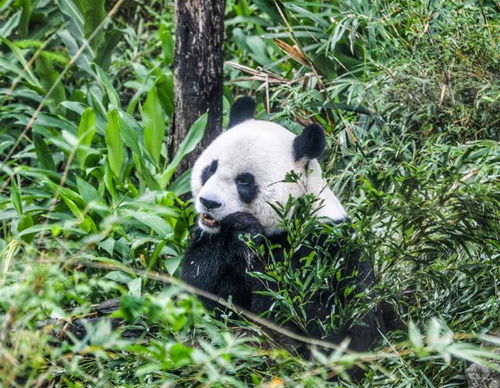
[170, 0, 225, 175]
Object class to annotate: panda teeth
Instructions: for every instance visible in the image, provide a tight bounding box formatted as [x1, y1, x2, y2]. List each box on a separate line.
[200, 213, 218, 227]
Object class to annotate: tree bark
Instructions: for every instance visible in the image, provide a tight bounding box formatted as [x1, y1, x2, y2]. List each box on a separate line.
[171, 0, 225, 176]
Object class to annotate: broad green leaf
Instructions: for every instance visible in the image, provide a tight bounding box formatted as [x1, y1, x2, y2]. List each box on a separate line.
[156, 73, 174, 117]
[104, 271, 132, 284]
[169, 343, 192, 364]
[142, 85, 166, 165]
[105, 109, 124, 178]
[0, 11, 21, 38]
[159, 22, 174, 66]
[120, 117, 142, 157]
[128, 277, 142, 296]
[42, 179, 83, 205]
[35, 53, 66, 109]
[76, 176, 104, 205]
[58, 29, 93, 74]
[33, 133, 56, 171]
[10, 178, 22, 215]
[126, 211, 172, 238]
[18, 0, 33, 38]
[165, 255, 182, 276]
[94, 64, 120, 107]
[60, 195, 97, 233]
[160, 112, 207, 188]
[95, 29, 122, 70]
[0, 57, 38, 87]
[246, 35, 271, 66]
[103, 161, 118, 204]
[77, 108, 96, 169]
[18, 215, 35, 243]
[82, 0, 106, 45]
[169, 168, 192, 196]
[134, 154, 160, 190]
[19, 223, 62, 237]
[58, 0, 85, 39]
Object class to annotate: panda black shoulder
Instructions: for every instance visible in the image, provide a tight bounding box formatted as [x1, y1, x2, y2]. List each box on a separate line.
[228, 96, 256, 128]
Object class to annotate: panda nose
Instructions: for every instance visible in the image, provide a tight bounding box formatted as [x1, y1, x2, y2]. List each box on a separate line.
[200, 197, 221, 210]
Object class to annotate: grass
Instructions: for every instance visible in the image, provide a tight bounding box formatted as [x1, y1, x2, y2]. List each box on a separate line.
[0, 0, 499, 386]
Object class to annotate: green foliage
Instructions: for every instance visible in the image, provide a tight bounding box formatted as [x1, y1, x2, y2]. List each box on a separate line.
[1, 0, 499, 386]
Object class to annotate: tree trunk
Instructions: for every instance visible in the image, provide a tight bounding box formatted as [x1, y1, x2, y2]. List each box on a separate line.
[171, 0, 225, 176]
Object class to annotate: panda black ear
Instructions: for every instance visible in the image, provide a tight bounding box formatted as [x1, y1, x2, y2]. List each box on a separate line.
[293, 123, 326, 161]
[228, 96, 256, 128]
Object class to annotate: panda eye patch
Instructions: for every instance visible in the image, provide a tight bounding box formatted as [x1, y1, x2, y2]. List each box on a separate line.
[236, 173, 258, 203]
[236, 173, 254, 186]
[201, 159, 218, 185]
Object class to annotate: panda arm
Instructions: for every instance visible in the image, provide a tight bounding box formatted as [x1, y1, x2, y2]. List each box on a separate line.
[181, 212, 264, 311]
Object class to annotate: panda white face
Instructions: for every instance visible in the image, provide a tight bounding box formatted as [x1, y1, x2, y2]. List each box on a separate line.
[190, 99, 347, 235]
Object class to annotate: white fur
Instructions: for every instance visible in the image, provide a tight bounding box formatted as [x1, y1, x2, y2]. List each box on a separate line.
[191, 119, 347, 235]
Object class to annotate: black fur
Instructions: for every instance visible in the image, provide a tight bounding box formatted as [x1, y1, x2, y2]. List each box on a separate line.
[182, 212, 382, 363]
[293, 123, 326, 161]
[235, 173, 258, 203]
[201, 159, 218, 185]
[182, 212, 264, 311]
[228, 97, 256, 128]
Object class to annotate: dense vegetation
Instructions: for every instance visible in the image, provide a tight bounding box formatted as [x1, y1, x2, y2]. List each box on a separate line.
[0, 0, 498, 386]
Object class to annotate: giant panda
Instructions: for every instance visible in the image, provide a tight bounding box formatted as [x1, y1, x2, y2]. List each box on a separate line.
[181, 96, 381, 358]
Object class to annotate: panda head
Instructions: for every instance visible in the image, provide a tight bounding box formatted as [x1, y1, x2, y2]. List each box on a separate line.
[191, 97, 347, 235]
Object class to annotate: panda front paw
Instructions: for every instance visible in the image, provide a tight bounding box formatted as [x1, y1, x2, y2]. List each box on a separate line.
[221, 212, 264, 242]
[221, 211, 263, 232]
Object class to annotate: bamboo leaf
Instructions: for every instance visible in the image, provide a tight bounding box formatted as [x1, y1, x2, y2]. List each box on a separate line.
[142, 85, 166, 165]
[160, 112, 207, 188]
[76, 176, 104, 205]
[77, 107, 96, 170]
[105, 109, 124, 178]
[10, 178, 22, 215]
[0, 10, 21, 38]
[33, 133, 56, 171]
[126, 211, 172, 238]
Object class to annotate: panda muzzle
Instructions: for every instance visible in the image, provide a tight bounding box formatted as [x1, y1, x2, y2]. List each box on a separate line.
[200, 213, 219, 228]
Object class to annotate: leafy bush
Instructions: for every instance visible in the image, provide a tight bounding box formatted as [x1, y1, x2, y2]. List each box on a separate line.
[1, 0, 499, 386]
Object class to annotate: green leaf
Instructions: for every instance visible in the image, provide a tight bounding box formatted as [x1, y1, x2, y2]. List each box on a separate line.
[169, 168, 192, 196]
[155, 73, 174, 117]
[18, 215, 35, 243]
[82, 0, 106, 46]
[0, 10, 21, 38]
[126, 211, 172, 238]
[105, 109, 124, 178]
[33, 133, 56, 171]
[142, 85, 166, 165]
[128, 277, 142, 296]
[18, 0, 33, 38]
[10, 178, 22, 215]
[35, 52, 66, 109]
[165, 255, 182, 276]
[159, 22, 174, 66]
[94, 64, 120, 107]
[95, 29, 122, 70]
[77, 107, 96, 169]
[160, 112, 207, 188]
[170, 343, 193, 367]
[58, 29, 93, 74]
[76, 176, 104, 205]
[104, 270, 132, 284]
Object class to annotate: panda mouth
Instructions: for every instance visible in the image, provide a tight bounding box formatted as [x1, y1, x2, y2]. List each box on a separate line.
[200, 213, 219, 228]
